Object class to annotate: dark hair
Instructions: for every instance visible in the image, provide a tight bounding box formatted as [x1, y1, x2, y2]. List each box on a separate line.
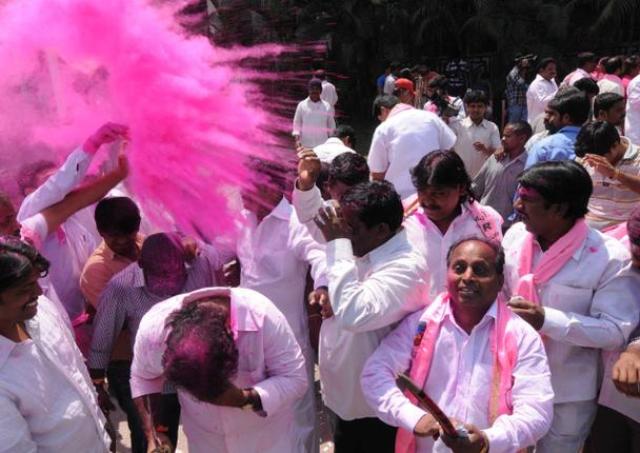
[308, 78, 322, 90]
[373, 95, 399, 117]
[329, 152, 369, 186]
[427, 75, 449, 91]
[573, 77, 599, 96]
[17, 160, 56, 195]
[623, 55, 640, 76]
[339, 181, 403, 232]
[0, 236, 50, 293]
[574, 121, 620, 157]
[334, 124, 356, 149]
[446, 236, 505, 275]
[463, 89, 488, 105]
[163, 299, 238, 401]
[389, 61, 401, 71]
[603, 56, 623, 74]
[593, 92, 625, 117]
[547, 88, 591, 125]
[411, 151, 474, 202]
[94, 197, 141, 236]
[519, 161, 592, 220]
[538, 57, 557, 71]
[507, 121, 533, 140]
[577, 52, 597, 67]
[313, 69, 326, 80]
[399, 68, 412, 79]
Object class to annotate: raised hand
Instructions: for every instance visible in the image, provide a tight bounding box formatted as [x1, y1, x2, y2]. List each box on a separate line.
[83, 122, 130, 154]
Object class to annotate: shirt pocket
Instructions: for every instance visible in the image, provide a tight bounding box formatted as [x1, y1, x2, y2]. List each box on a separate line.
[544, 282, 594, 315]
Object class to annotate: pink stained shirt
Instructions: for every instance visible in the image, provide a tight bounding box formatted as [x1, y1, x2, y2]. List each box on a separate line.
[361, 300, 554, 453]
[130, 287, 308, 453]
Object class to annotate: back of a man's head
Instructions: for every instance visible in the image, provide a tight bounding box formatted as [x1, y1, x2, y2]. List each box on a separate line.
[547, 87, 591, 126]
[329, 152, 368, 187]
[603, 56, 623, 75]
[575, 121, 620, 157]
[373, 95, 400, 118]
[340, 181, 403, 233]
[94, 197, 141, 236]
[573, 77, 599, 97]
[334, 124, 356, 149]
[593, 92, 624, 117]
[577, 52, 597, 69]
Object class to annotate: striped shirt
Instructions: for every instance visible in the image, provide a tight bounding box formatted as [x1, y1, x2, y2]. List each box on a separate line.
[581, 138, 640, 230]
[87, 245, 225, 370]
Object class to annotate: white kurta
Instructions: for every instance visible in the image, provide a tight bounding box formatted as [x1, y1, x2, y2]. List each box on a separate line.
[292, 97, 336, 148]
[526, 75, 558, 125]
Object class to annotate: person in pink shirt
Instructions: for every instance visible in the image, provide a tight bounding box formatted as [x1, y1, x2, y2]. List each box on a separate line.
[361, 237, 553, 452]
[621, 55, 640, 96]
[561, 52, 598, 88]
[129, 287, 307, 453]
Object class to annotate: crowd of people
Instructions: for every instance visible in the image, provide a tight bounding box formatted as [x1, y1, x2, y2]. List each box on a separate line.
[2, 49, 640, 453]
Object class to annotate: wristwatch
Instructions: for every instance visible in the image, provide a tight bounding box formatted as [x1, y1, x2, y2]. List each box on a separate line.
[241, 388, 266, 417]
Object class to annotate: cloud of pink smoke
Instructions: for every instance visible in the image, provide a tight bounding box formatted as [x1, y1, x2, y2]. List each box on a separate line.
[0, 0, 296, 238]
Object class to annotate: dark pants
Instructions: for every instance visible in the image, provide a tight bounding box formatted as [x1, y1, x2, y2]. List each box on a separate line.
[107, 361, 147, 453]
[584, 404, 640, 453]
[334, 417, 396, 453]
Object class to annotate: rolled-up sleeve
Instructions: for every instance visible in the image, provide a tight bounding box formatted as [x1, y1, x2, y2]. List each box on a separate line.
[130, 308, 169, 398]
[360, 311, 428, 431]
[253, 307, 308, 416]
[483, 324, 554, 452]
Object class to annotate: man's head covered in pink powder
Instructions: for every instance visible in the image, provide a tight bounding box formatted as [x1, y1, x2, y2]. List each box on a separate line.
[241, 157, 294, 222]
[138, 232, 187, 297]
[162, 294, 238, 402]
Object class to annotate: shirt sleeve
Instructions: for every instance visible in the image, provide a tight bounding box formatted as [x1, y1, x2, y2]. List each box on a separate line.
[367, 126, 390, 173]
[253, 304, 308, 416]
[19, 213, 48, 251]
[130, 308, 170, 398]
[540, 251, 640, 351]
[360, 311, 428, 431]
[472, 160, 489, 198]
[292, 103, 303, 137]
[524, 143, 545, 169]
[628, 79, 640, 109]
[87, 282, 128, 370]
[437, 117, 458, 150]
[17, 147, 93, 222]
[490, 124, 502, 149]
[326, 238, 429, 332]
[0, 395, 37, 453]
[483, 324, 554, 452]
[291, 219, 328, 288]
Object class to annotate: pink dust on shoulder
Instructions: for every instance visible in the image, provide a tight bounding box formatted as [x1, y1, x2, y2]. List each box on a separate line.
[0, 0, 317, 240]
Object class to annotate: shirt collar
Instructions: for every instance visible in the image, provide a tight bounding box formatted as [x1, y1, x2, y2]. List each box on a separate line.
[463, 117, 487, 128]
[365, 228, 408, 264]
[442, 297, 499, 331]
[534, 74, 553, 83]
[557, 125, 581, 136]
[621, 137, 639, 161]
[324, 137, 344, 146]
[268, 197, 293, 221]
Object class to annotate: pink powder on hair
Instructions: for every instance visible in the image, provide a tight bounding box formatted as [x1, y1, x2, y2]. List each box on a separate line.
[0, 0, 307, 238]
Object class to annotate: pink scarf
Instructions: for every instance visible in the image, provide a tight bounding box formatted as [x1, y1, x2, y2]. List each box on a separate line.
[515, 219, 589, 304]
[413, 201, 502, 243]
[395, 292, 517, 453]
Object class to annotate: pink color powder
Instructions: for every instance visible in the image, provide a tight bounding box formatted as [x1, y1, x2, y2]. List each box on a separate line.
[0, 0, 301, 238]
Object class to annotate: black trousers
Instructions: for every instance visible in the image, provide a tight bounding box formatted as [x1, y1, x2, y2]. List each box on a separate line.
[584, 404, 640, 453]
[334, 416, 396, 453]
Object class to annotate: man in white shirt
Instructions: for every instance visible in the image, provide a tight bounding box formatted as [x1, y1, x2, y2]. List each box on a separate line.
[383, 61, 400, 95]
[625, 72, 640, 146]
[15, 122, 129, 325]
[449, 89, 502, 177]
[598, 56, 625, 96]
[404, 150, 503, 300]
[233, 159, 327, 452]
[314, 69, 338, 110]
[502, 160, 639, 452]
[0, 236, 111, 452]
[561, 51, 598, 88]
[312, 124, 356, 164]
[527, 57, 558, 125]
[312, 180, 429, 451]
[368, 95, 457, 199]
[130, 287, 308, 453]
[361, 237, 554, 453]
[293, 79, 336, 148]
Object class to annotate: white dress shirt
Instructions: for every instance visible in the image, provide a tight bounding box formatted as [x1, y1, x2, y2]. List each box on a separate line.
[0, 296, 110, 453]
[313, 137, 355, 164]
[625, 74, 640, 146]
[526, 75, 558, 125]
[383, 74, 397, 95]
[361, 301, 554, 453]
[404, 202, 503, 301]
[449, 117, 502, 177]
[130, 287, 308, 453]
[292, 97, 336, 148]
[502, 222, 640, 403]
[367, 107, 457, 199]
[319, 230, 429, 420]
[321, 80, 338, 108]
[17, 147, 100, 320]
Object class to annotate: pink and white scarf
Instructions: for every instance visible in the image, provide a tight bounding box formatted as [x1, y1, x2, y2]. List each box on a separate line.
[395, 292, 517, 453]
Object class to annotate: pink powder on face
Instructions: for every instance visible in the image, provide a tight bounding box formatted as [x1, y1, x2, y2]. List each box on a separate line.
[0, 0, 306, 238]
